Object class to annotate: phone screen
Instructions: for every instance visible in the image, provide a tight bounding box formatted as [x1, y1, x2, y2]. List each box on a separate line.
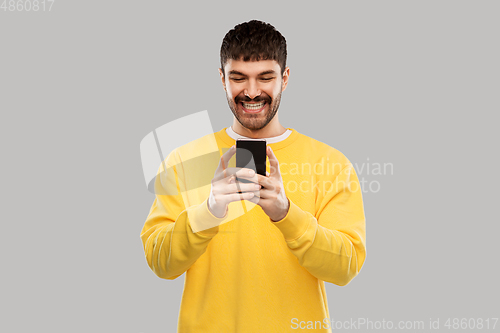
[236, 139, 267, 183]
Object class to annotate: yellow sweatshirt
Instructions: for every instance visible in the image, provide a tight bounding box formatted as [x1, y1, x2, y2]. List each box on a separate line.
[140, 127, 366, 332]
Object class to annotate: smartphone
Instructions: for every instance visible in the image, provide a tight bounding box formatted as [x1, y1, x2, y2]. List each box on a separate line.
[236, 139, 267, 184]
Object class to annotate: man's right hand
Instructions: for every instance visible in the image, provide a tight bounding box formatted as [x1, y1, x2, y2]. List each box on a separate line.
[208, 145, 261, 218]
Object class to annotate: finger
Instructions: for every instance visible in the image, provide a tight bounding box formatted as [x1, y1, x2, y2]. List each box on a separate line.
[223, 191, 255, 203]
[212, 171, 240, 187]
[246, 192, 261, 204]
[213, 166, 257, 184]
[257, 187, 277, 199]
[255, 174, 274, 189]
[266, 146, 280, 177]
[233, 168, 259, 183]
[218, 182, 262, 195]
[218, 167, 256, 179]
[215, 145, 236, 176]
[215, 167, 240, 179]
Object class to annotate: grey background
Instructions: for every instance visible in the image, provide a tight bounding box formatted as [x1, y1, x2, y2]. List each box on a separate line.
[1, 1, 499, 332]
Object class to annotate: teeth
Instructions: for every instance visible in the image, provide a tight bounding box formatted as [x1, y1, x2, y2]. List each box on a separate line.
[242, 101, 265, 110]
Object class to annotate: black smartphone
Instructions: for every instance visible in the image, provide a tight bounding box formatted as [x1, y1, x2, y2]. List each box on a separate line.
[236, 139, 267, 184]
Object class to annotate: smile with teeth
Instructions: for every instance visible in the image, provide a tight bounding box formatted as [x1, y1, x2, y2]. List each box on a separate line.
[241, 101, 266, 111]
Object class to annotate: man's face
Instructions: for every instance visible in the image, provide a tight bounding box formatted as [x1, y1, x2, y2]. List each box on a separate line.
[219, 59, 289, 131]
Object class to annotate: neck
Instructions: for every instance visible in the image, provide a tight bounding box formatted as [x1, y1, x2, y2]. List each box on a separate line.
[231, 116, 286, 139]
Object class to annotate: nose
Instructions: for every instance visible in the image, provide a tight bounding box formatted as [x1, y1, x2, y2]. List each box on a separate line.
[244, 81, 261, 99]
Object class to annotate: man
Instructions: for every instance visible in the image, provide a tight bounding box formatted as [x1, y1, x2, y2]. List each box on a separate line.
[141, 20, 366, 332]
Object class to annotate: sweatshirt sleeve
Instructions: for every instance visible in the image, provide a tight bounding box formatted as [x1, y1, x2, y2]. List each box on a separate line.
[140, 156, 225, 280]
[271, 162, 366, 286]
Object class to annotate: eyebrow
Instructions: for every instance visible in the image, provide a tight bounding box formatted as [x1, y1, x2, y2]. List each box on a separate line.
[228, 70, 277, 76]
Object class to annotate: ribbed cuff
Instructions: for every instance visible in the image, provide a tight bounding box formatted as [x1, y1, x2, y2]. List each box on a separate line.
[271, 199, 312, 241]
[186, 198, 227, 237]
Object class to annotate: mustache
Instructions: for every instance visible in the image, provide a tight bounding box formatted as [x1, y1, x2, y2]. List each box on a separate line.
[235, 95, 271, 104]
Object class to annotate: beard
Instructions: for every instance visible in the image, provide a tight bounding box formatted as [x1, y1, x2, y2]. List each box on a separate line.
[226, 87, 282, 131]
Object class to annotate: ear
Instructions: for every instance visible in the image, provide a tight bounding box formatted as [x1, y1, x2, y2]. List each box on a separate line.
[281, 67, 290, 92]
[218, 68, 226, 91]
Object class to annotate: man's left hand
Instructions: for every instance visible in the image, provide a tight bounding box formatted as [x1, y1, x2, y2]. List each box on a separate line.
[246, 146, 289, 222]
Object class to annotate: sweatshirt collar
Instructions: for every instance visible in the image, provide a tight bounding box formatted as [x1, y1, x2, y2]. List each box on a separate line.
[216, 126, 300, 151]
[226, 126, 292, 143]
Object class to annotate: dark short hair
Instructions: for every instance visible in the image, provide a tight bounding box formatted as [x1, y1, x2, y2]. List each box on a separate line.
[220, 20, 287, 77]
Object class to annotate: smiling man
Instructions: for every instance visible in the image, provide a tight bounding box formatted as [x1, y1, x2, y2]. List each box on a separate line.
[141, 20, 366, 332]
[221, 57, 288, 136]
